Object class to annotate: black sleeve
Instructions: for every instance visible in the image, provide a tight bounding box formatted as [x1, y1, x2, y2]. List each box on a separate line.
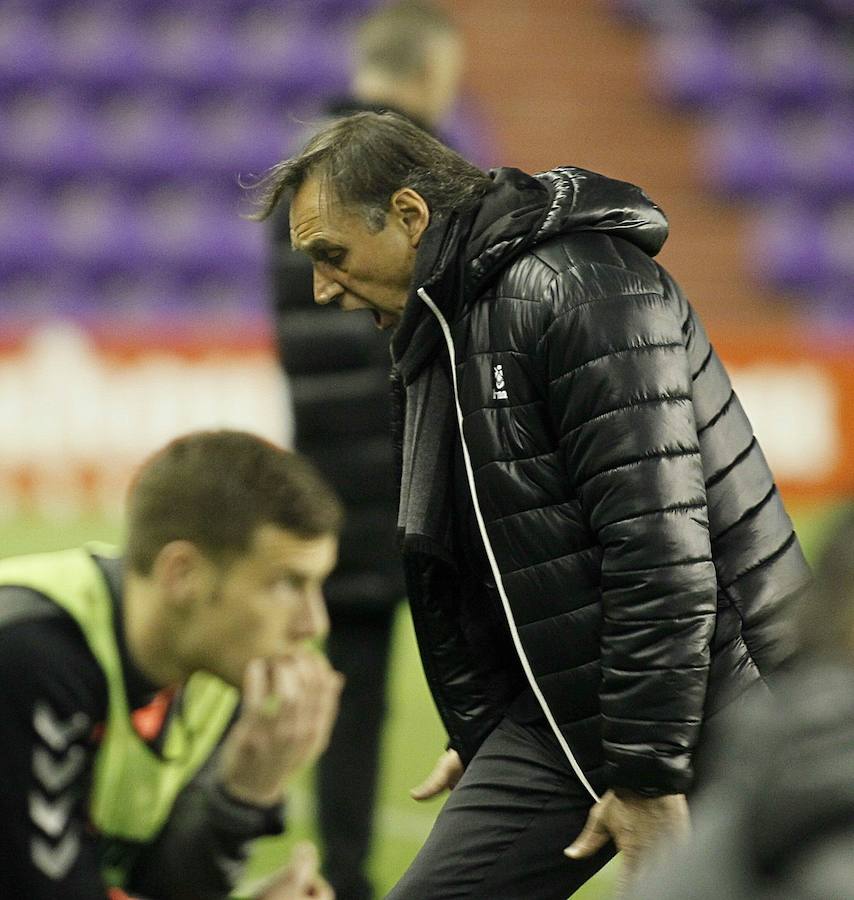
[0, 594, 111, 900]
[543, 264, 717, 794]
[126, 747, 285, 900]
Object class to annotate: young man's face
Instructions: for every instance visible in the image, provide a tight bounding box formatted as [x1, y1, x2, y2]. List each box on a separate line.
[290, 174, 426, 330]
[189, 524, 337, 687]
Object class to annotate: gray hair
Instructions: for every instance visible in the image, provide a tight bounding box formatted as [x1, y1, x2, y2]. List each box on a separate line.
[247, 111, 492, 229]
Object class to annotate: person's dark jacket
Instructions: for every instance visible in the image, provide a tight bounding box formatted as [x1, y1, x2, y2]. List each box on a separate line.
[269, 99, 411, 614]
[628, 662, 854, 899]
[390, 166, 812, 796]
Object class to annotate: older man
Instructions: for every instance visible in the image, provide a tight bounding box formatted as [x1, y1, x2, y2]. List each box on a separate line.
[253, 111, 811, 899]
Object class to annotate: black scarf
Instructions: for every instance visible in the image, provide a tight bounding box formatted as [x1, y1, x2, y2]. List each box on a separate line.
[389, 168, 564, 567]
[390, 209, 472, 565]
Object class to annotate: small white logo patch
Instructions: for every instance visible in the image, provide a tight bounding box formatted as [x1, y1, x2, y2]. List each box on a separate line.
[492, 364, 508, 400]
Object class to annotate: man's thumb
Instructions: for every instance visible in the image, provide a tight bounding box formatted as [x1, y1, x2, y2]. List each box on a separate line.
[564, 812, 609, 859]
[410, 755, 451, 800]
[410, 768, 443, 800]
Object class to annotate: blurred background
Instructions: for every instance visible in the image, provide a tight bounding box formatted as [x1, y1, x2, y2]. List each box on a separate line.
[0, 0, 851, 897]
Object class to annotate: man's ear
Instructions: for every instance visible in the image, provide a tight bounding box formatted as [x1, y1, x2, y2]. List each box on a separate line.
[390, 188, 430, 247]
[150, 541, 210, 613]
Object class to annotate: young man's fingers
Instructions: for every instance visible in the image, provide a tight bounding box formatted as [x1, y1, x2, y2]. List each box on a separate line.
[288, 841, 320, 889]
[300, 668, 344, 761]
[270, 657, 299, 712]
[269, 657, 341, 765]
[242, 657, 271, 715]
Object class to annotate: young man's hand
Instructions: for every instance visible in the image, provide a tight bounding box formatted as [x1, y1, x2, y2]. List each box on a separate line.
[565, 789, 690, 893]
[219, 651, 344, 807]
[409, 748, 464, 800]
[256, 842, 334, 900]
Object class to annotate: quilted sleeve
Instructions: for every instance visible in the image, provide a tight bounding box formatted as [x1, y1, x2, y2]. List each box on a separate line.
[541, 261, 718, 794]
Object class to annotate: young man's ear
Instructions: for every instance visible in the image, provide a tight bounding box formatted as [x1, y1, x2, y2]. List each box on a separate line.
[390, 188, 430, 247]
[151, 541, 211, 612]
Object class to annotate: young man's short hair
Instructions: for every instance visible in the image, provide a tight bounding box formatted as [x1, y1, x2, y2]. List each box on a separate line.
[125, 430, 343, 574]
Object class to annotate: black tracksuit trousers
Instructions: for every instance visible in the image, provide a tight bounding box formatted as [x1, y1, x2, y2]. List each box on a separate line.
[386, 715, 615, 899]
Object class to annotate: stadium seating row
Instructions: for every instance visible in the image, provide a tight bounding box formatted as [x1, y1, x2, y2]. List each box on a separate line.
[0, 90, 302, 183]
[610, 0, 854, 322]
[0, 0, 379, 322]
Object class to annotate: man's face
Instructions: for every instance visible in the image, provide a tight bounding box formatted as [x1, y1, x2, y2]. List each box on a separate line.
[290, 175, 424, 330]
[189, 524, 337, 687]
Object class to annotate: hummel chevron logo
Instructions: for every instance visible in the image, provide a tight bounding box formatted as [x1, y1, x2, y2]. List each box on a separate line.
[31, 832, 81, 880]
[492, 364, 508, 400]
[29, 790, 75, 838]
[33, 746, 86, 793]
[33, 702, 90, 752]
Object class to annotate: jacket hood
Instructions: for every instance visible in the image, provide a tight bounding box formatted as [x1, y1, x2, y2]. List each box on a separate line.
[463, 166, 669, 298]
[392, 166, 668, 384]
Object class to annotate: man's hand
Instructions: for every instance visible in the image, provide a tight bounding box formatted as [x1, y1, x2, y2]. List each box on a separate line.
[257, 841, 334, 900]
[409, 749, 464, 801]
[565, 789, 690, 892]
[219, 651, 344, 807]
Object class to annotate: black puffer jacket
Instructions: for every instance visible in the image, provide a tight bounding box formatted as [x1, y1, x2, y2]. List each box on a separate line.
[392, 166, 811, 796]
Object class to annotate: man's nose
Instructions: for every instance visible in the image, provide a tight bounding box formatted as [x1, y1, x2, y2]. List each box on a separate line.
[313, 267, 343, 306]
[293, 588, 330, 642]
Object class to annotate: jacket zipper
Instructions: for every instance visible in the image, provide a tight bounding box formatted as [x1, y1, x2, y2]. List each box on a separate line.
[416, 287, 600, 804]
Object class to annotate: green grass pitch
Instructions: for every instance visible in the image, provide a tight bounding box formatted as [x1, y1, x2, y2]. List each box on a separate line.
[0, 499, 844, 898]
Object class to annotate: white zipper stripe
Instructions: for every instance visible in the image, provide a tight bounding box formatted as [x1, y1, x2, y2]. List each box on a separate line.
[416, 287, 600, 804]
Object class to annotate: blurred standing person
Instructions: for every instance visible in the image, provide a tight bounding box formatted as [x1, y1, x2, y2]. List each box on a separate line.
[629, 507, 854, 899]
[268, 5, 464, 899]
[0, 431, 343, 900]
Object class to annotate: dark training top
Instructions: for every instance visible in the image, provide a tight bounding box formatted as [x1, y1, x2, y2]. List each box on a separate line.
[0, 553, 283, 900]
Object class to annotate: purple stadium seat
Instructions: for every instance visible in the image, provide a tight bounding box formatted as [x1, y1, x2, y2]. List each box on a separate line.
[748, 202, 827, 290]
[0, 272, 95, 322]
[702, 105, 854, 200]
[185, 93, 300, 181]
[0, 0, 387, 322]
[95, 95, 203, 180]
[700, 107, 785, 196]
[0, 8, 59, 90]
[777, 110, 854, 198]
[0, 181, 54, 272]
[650, 21, 742, 109]
[823, 203, 854, 284]
[233, 17, 351, 101]
[134, 186, 264, 277]
[0, 91, 100, 178]
[811, 285, 854, 327]
[49, 183, 146, 276]
[734, 14, 848, 108]
[748, 201, 854, 293]
[51, 5, 146, 93]
[142, 10, 241, 95]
